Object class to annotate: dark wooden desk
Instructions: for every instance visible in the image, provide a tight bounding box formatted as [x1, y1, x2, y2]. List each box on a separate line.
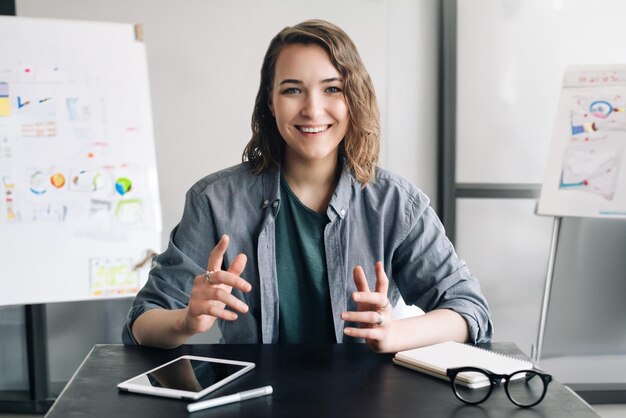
[45, 343, 599, 418]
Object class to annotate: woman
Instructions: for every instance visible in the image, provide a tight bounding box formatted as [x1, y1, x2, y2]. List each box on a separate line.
[122, 19, 493, 352]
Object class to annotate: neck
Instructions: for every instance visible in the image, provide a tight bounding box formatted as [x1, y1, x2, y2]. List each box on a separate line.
[282, 151, 340, 213]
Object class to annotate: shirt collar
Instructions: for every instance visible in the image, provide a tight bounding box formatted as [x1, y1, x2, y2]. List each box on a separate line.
[327, 159, 355, 220]
[261, 167, 281, 210]
[261, 158, 356, 219]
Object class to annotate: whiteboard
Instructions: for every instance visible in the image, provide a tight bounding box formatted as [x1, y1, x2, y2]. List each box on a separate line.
[538, 65, 626, 218]
[0, 16, 161, 306]
[457, 0, 626, 184]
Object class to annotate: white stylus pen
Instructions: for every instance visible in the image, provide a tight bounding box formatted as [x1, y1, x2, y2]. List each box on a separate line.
[187, 385, 273, 413]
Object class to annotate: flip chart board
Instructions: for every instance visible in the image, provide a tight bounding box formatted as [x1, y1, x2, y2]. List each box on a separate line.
[0, 16, 161, 305]
[538, 65, 626, 218]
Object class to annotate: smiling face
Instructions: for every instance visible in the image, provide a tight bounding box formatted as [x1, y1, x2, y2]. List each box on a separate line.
[269, 43, 349, 167]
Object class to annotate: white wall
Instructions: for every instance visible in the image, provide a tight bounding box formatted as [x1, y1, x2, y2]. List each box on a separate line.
[386, 0, 439, 207]
[8, 0, 439, 384]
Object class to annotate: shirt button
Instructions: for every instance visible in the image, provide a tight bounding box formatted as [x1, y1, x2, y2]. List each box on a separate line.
[340, 209, 346, 216]
[273, 201, 279, 208]
[263, 200, 269, 206]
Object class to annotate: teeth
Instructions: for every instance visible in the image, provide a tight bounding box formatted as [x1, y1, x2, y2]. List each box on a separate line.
[299, 125, 328, 133]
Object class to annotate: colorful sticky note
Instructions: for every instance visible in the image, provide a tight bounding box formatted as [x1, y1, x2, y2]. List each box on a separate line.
[0, 83, 9, 116]
[0, 98, 9, 116]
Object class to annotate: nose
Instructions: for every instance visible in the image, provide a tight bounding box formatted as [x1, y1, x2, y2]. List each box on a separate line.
[300, 91, 324, 119]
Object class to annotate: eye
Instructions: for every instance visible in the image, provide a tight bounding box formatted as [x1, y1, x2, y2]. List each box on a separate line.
[281, 87, 301, 95]
[325, 86, 342, 94]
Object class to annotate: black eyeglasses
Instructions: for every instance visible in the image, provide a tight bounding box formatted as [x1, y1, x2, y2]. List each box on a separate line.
[446, 367, 552, 408]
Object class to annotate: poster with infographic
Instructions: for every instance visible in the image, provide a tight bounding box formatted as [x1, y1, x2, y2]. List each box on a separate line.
[538, 65, 626, 218]
[0, 16, 161, 305]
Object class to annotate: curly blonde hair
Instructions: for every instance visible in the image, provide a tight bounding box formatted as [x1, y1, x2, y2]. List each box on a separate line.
[242, 19, 380, 184]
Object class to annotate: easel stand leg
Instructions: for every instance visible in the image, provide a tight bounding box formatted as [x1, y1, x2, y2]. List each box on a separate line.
[533, 216, 562, 364]
[0, 304, 53, 414]
[26, 304, 50, 404]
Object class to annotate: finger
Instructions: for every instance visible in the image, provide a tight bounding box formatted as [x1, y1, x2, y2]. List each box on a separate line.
[187, 290, 238, 323]
[205, 288, 249, 313]
[374, 262, 390, 310]
[352, 266, 371, 292]
[374, 261, 389, 296]
[207, 234, 229, 272]
[204, 304, 239, 321]
[189, 284, 249, 316]
[343, 326, 385, 340]
[351, 291, 388, 307]
[226, 253, 251, 292]
[341, 310, 384, 325]
[201, 270, 251, 293]
[228, 253, 247, 277]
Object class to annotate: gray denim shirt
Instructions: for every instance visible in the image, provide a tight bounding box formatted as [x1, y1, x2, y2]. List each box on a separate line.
[122, 162, 493, 345]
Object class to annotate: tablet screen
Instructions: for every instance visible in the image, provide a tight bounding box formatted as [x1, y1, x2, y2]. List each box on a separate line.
[125, 357, 249, 393]
[117, 354, 256, 400]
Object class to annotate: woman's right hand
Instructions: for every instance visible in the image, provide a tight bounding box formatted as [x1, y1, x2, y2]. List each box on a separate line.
[180, 234, 252, 336]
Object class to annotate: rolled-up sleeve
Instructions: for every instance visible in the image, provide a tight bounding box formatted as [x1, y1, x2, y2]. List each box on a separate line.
[392, 202, 494, 344]
[122, 189, 214, 345]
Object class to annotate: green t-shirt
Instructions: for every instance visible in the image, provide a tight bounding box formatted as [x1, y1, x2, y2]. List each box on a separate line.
[275, 177, 335, 343]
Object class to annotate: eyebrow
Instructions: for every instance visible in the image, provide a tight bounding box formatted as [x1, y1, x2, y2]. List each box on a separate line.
[279, 77, 343, 85]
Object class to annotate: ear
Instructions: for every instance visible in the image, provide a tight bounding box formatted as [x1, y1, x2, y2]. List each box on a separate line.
[268, 97, 275, 117]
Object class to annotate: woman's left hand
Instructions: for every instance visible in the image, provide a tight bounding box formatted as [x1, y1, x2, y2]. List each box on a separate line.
[341, 261, 394, 352]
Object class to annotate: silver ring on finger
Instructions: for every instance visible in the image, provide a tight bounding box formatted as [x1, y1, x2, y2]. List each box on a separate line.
[375, 311, 384, 326]
[379, 299, 389, 311]
[204, 270, 214, 285]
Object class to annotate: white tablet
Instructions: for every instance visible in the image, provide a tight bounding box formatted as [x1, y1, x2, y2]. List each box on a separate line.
[117, 355, 255, 400]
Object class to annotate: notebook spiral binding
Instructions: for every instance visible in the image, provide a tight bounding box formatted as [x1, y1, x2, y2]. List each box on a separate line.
[461, 343, 533, 366]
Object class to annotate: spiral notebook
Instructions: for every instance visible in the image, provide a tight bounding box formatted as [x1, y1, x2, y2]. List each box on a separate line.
[393, 341, 533, 388]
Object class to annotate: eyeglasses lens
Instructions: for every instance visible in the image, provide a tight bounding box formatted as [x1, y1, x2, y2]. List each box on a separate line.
[453, 370, 491, 404]
[507, 371, 545, 406]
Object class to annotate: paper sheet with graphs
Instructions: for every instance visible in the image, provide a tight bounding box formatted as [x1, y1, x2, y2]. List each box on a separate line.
[0, 16, 161, 305]
[539, 65, 626, 218]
